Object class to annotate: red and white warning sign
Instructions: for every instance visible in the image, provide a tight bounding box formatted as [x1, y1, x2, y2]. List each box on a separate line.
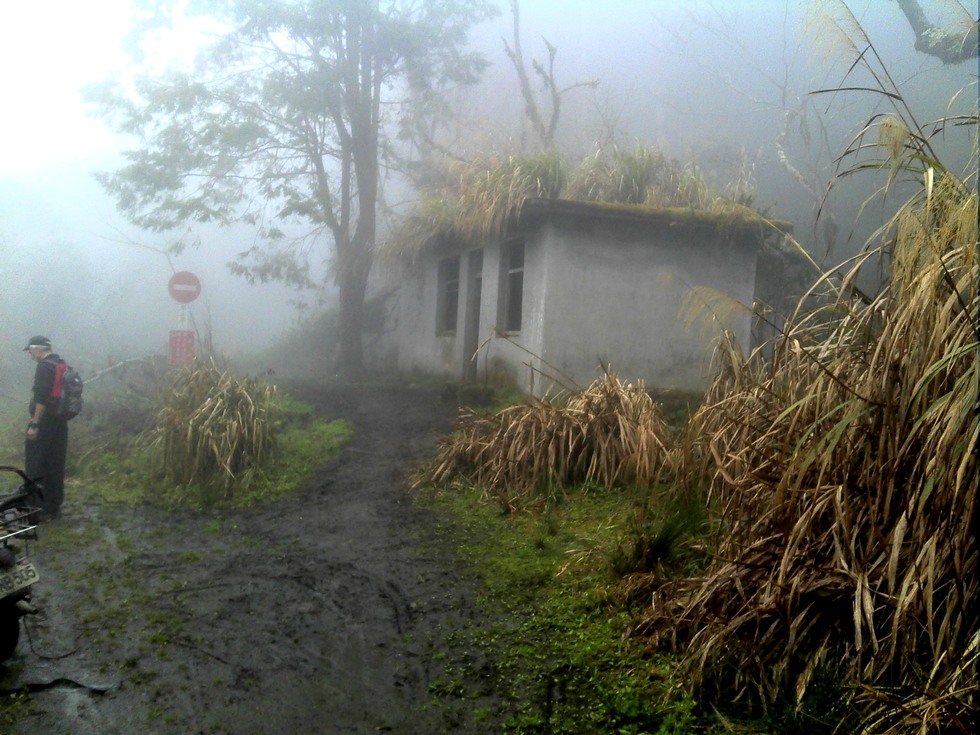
[168, 271, 202, 304]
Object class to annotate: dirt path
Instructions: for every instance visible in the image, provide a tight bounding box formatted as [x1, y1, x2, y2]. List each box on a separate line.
[4, 381, 497, 734]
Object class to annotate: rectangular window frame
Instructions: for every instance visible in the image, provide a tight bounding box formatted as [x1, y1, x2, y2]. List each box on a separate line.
[436, 255, 460, 335]
[499, 239, 524, 334]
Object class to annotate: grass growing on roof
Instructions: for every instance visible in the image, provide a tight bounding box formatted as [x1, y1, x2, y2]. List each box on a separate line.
[386, 143, 771, 262]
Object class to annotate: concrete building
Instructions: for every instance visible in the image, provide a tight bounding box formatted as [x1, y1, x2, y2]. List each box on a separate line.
[375, 197, 785, 396]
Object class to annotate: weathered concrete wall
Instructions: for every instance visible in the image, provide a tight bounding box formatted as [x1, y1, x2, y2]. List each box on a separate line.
[529, 219, 757, 392]
[377, 205, 759, 395]
[383, 246, 496, 382]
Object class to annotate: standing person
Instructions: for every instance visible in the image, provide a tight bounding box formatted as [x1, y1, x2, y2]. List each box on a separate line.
[23, 336, 69, 520]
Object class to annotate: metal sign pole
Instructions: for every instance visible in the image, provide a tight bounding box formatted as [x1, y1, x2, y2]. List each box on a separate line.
[167, 271, 201, 367]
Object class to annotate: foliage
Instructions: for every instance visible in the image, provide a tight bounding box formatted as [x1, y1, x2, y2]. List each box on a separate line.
[85, 0, 497, 372]
[139, 360, 280, 503]
[387, 143, 768, 262]
[608, 484, 712, 583]
[808, 0, 978, 66]
[0, 687, 33, 733]
[72, 382, 349, 510]
[413, 52, 978, 728]
[639, 144, 978, 735]
[415, 379, 723, 731]
[233, 414, 351, 509]
[421, 372, 669, 508]
[64, 356, 173, 468]
[566, 145, 683, 206]
[391, 150, 566, 260]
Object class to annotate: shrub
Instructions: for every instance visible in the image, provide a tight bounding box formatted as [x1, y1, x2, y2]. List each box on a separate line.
[140, 359, 279, 504]
[638, 166, 978, 732]
[421, 372, 669, 508]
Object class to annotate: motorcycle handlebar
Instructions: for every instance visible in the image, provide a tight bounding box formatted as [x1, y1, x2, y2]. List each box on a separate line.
[0, 466, 30, 484]
[0, 465, 41, 513]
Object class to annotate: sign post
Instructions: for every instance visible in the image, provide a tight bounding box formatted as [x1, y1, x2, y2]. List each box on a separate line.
[167, 271, 201, 366]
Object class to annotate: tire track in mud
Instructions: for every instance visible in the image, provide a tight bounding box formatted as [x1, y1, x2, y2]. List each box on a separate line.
[7, 380, 495, 734]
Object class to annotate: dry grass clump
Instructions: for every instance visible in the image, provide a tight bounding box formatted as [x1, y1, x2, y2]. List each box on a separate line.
[387, 144, 760, 261]
[639, 170, 978, 731]
[421, 373, 669, 507]
[565, 143, 763, 214]
[390, 150, 566, 260]
[566, 145, 682, 205]
[141, 360, 279, 501]
[448, 149, 567, 242]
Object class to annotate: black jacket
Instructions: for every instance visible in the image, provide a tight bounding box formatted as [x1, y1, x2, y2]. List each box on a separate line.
[29, 353, 63, 418]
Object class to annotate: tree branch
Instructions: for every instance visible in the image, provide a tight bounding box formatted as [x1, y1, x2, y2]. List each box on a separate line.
[893, 0, 979, 64]
[502, 0, 549, 147]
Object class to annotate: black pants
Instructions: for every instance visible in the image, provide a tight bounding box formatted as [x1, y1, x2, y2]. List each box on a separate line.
[25, 418, 68, 517]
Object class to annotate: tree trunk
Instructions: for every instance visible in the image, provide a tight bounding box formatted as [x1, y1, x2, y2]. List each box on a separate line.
[335, 193, 376, 374]
[334, 8, 381, 377]
[335, 249, 370, 374]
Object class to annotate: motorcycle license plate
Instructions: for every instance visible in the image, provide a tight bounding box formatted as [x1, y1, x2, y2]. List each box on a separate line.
[0, 559, 39, 596]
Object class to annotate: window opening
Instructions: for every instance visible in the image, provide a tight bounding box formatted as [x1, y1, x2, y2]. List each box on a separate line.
[437, 256, 460, 334]
[500, 240, 524, 332]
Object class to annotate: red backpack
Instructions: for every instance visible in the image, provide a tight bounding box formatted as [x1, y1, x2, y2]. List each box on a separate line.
[48, 359, 84, 420]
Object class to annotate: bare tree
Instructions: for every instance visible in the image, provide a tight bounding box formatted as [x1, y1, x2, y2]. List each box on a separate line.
[502, 0, 597, 150]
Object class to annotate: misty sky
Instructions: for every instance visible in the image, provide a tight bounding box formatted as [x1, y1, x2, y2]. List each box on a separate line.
[1, 1, 975, 394]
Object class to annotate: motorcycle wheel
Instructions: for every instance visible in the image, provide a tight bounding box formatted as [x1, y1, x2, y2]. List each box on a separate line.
[0, 599, 21, 662]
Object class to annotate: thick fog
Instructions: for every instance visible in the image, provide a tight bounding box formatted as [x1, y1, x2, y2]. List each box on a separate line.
[1, 1, 975, 402]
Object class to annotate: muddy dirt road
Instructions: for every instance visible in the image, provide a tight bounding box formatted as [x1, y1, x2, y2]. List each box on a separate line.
[3, 381, 500, 734]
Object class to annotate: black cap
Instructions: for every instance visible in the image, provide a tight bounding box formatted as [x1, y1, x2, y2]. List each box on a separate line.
[23, 336, 51, 351]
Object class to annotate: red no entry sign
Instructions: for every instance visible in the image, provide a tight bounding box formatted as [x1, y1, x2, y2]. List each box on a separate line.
[168, 271, 202, 303]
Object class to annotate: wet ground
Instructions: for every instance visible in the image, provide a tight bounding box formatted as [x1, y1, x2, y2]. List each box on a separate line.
[2, 380, 501, 734]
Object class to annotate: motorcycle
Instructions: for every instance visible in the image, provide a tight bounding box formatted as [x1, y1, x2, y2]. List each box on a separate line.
[0, 465, 42, 662]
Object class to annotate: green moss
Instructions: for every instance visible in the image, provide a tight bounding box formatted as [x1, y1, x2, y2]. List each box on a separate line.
[417, 485, 687, 734]
[521, 197, 793, 239]
[0, 689, 34, 734]
[68, 393, 351, 510]
[232, 418, 352, 508]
